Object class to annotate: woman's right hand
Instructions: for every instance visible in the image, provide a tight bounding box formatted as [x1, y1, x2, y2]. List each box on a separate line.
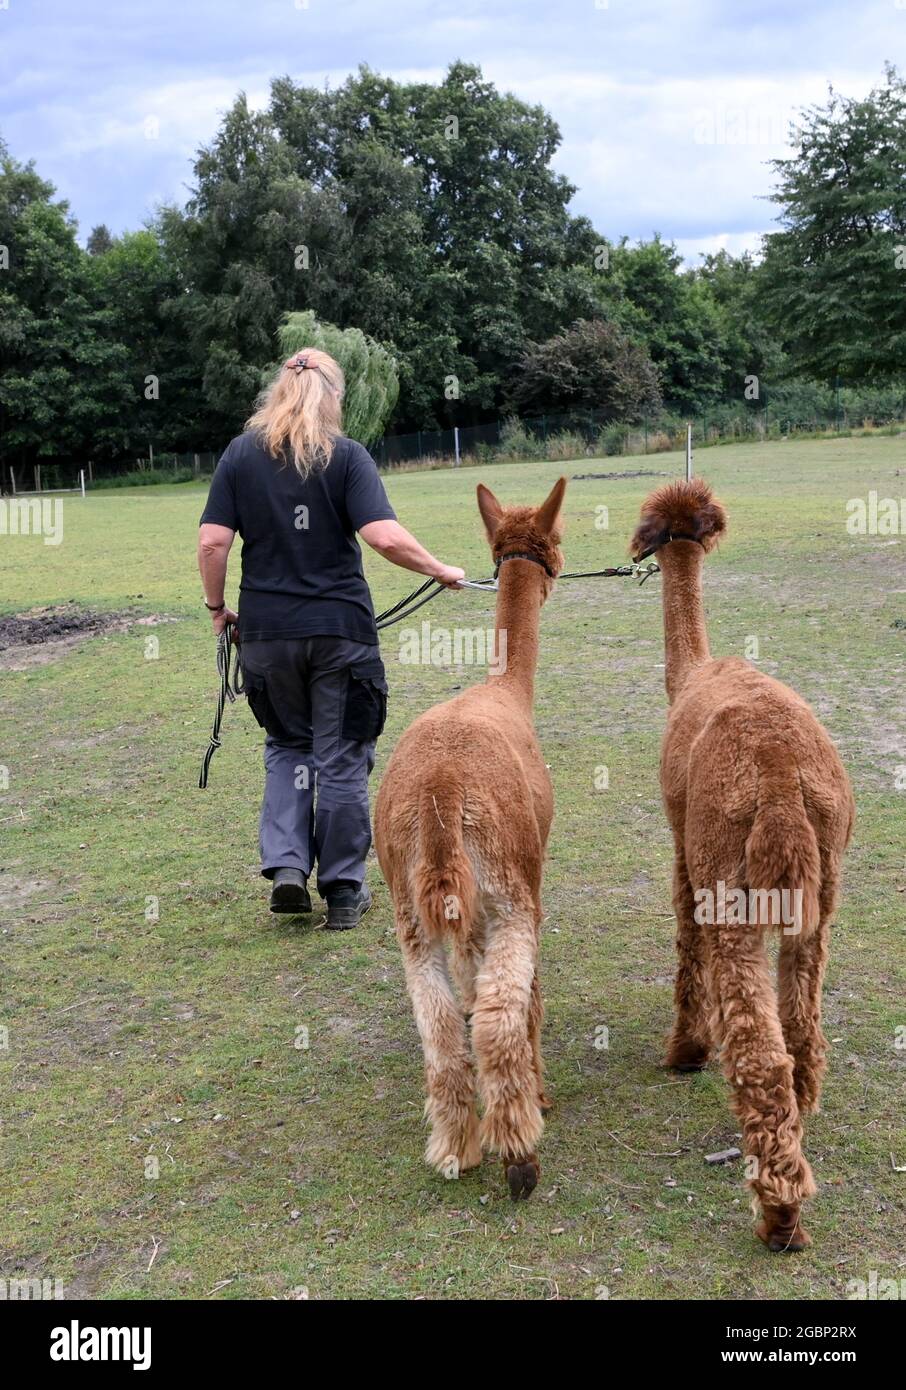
[434, 564, 465, 589]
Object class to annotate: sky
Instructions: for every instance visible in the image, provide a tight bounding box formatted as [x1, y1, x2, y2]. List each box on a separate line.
[1, 0, 902, 262]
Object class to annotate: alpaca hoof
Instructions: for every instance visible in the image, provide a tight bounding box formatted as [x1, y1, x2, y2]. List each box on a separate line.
[504, 1154, 540, 1200]
[756, 1206, 811, 1253]
[666, 1039, 709, 1072]
[538, 1091, 554, 1115]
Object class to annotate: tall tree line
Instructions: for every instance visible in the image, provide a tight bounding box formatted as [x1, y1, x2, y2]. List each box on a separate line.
[2, 62, 905, 471]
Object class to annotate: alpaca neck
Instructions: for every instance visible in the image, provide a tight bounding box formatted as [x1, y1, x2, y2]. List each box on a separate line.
[487, 560, 543, 707]
[658, 543, 711, 702]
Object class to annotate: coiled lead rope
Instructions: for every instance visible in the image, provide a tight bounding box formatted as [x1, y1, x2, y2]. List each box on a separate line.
[198, 623, 244, 789]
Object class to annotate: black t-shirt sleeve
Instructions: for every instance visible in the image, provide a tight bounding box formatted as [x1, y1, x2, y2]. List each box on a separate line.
[199, 442, 239, 530]
[343, 442, 396, 531]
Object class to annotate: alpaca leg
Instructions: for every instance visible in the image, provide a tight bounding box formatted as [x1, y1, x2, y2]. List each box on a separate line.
[471, 906, 544, 1199]
[778, 913, 830, 1115]
[710, 923, 815, 1252]
[397, 909, 481, 1176]
[450, 933, 482, 1019]
[666, 854, 712, 1071]
[529, 969, 552, 1112]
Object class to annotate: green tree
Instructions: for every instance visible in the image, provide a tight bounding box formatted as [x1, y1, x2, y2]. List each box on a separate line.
[156, 94, 314, 443]
[0, 140, 133, 468]
[92, 229, 199, 453]
[86, 224, 115, 255]
[694, 250, 783, 398]
[609, 237, 725, 412]
[276, 310, 399, 444]
[761, 66, 906, 382]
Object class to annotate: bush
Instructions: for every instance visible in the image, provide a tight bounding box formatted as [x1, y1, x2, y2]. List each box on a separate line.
[598, 423, 628, 456]
[497, 418, 547, 461]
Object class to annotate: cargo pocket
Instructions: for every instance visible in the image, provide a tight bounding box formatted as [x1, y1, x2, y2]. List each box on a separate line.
[242, 669, 289, 739]
[341, 657, 388, 742]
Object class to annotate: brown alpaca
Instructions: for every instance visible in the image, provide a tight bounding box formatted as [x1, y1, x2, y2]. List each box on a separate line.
[374, 478, 566, 1199]
[630, 478, 854, 1252]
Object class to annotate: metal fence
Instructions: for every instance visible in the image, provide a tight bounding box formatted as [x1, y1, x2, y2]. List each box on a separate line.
[371, 396, 906, 470]
[5, 391, 906, 492]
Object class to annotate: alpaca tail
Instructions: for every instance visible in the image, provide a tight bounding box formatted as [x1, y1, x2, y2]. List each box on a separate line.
[744, 751, 822, 937]
[412, 779, 476, 938]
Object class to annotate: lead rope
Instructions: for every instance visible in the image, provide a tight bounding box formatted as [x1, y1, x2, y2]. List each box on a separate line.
[198, 623, 244, 789]
[197, 559, 658, 786]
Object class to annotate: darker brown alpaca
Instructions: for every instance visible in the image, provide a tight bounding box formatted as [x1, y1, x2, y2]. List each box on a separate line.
[631, 478, 854, 1252]
[374, 478, 566, 1199]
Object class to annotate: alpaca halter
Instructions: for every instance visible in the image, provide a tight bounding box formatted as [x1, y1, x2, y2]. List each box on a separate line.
[493, 551, 557, 580]
[634, 531, 706, 563]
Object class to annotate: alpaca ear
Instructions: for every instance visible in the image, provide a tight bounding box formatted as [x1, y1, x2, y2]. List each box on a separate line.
[477, 483, 504, 540]
[535, 476, 567, 535]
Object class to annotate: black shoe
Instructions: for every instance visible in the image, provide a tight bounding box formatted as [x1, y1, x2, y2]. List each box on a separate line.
[269, 868, 312, 915]
[325, 882, 372, 931]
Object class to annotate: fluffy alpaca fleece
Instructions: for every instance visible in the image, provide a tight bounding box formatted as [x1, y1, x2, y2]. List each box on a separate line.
[631, 478, 855, 1252]
[374, 478, 566, 1199]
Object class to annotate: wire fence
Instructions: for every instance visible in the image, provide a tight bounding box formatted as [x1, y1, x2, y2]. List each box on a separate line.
[372, 396, 906, 471]
[5, 391, 906, 492]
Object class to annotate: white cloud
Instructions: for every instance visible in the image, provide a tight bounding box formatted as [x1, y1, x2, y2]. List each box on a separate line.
[1, 0, 901, 246]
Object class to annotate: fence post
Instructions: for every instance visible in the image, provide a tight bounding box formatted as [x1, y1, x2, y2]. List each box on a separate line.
[88, 459, 94, 484]
[644, 416, 648, 454]
[194, 453, 200, 478]
[453, 426, 460, 468]
[685, 423, 693, 481]
[34, 464, 41, 492]
[79, 469, 86, 498]
[9, 466, 15, 495]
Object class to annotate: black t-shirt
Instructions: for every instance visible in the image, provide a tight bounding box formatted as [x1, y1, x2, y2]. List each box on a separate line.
[199, 432, 396, 643]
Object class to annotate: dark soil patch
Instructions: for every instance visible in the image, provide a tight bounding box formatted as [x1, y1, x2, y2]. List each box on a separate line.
[0, 605, 124, 649]
[0, 604, 178, 670]
[571, 469, 667, 481]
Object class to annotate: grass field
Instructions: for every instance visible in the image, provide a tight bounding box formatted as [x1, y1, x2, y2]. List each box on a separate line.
[1, 436, 904, 1301]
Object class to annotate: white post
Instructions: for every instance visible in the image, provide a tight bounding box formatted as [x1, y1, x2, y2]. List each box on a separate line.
[79, 468, 86, 498]
[685, 422, 693, 481]
[149, 443, 154, 469]
[453, 426, 461, 468]
[8, 466, 15, 495]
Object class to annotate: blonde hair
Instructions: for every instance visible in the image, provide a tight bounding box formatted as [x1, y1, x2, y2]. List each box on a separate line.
[246, 347, 345, 476]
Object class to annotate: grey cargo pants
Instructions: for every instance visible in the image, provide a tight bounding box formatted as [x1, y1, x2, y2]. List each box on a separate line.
[240, 637, 387, 894]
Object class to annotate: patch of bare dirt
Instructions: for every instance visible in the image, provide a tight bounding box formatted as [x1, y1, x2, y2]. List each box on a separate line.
[571, 469, 668, 481]
[0, 872, 55, 914]
[0, 604, 178, 670]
